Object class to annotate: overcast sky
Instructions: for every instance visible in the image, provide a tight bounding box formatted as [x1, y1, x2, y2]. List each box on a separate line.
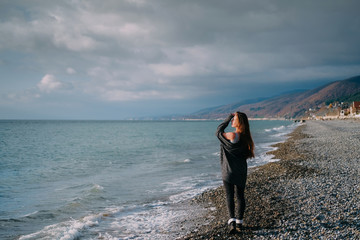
[1, 0, 360, 119]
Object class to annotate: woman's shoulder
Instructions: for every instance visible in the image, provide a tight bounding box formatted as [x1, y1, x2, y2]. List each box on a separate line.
[222, 132, 236, 141]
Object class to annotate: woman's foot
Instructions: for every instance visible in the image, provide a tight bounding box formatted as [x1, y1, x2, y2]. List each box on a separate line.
[236, 219, 243, 229]
[228, 218, 237, 234]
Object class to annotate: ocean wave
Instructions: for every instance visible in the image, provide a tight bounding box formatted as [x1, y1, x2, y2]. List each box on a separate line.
[266, 123, 299, 134]
[268, 123, 300, 139]
[168, 185, 214, 203]
[14, 201, 191, 240]
[108, 199, 209, 240]
[90, 184, 104, 192]
[212, 152, 220, 156]
[97, 232, 119, 240]
[161, 174, 220, 204]
[19, 201, 198, 240]
[161, 176, 195, 193]
[22, 210, 57, 221]
[249, 152, 279, 167]
[265, 125, 285, 132]
[19, 207, 123, 240]
[252, 122, 301, 167]
[19, 215, 99, 240]
[21, 211, 39, 218]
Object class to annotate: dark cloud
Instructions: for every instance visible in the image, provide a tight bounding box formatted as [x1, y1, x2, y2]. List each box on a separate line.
[1, 0, 360, 119]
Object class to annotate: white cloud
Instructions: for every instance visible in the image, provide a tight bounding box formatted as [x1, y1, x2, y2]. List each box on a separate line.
[3, 89, 41, 103]
[149, 63, 193, 77]
[125, 0, 146, 6]
[66, 67, 76, 74]
[37, 74, 72, 93]
[85, 63, 202, 102]
[100, 89, 184, 102]
[1, 74, 74, 104]
[53, 31, 97, 52]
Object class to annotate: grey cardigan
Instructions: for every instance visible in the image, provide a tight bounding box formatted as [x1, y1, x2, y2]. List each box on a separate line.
[216, 114, 249, 187]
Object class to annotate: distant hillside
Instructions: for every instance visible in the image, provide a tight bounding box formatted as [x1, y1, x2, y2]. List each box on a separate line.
[186, 75, 360, 119]
[189, 97, 270, 118]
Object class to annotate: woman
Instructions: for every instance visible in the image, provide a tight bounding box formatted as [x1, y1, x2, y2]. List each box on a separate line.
[216, 112, 254, 233]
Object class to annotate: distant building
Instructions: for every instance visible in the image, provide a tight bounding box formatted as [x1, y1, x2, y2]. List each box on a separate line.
[350, 101, 360, 115]
[340, 109, 345, 117]
[324, 107, 341, 119]
[309, 101, 360, 120]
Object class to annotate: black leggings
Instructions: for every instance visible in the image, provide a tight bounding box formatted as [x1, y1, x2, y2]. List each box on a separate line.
[223, 180, 246, 220]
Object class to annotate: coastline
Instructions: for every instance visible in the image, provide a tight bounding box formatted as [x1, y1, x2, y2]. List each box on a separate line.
[181, 118, 287, 121]
[180, 120, 360, 239]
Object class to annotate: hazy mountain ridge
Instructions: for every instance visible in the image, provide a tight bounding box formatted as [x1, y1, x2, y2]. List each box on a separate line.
[186, 75, 360, 119]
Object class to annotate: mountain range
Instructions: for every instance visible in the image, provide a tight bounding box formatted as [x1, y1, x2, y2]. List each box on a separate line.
[185, 75, 360, 119]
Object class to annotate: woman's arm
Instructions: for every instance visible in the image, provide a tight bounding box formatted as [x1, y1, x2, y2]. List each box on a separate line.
[216, 114, 234, 146]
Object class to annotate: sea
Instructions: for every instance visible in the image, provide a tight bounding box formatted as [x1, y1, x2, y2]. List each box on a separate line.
[0, 119, 300, 240]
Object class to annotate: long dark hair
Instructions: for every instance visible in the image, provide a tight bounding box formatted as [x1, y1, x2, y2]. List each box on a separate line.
[236, 112, 255, 158]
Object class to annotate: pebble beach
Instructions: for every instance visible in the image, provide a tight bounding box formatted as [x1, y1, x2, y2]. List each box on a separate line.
[181, 120, 360, 239]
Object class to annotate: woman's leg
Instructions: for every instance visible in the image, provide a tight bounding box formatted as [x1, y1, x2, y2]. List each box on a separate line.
[223, 180, 235, 218]
[235, 185, 246, 220]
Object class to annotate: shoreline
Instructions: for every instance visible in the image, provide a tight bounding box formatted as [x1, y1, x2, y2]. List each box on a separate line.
[181, 118, 288, 121]
[179, 120, 360, 239]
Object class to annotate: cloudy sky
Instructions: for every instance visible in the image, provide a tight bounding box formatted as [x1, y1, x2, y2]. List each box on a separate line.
[1, 0, 360, 119]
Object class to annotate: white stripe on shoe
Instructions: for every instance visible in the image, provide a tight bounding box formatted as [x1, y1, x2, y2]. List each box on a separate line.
[236, 219, 243, 224]
[227, 218, 237, 225]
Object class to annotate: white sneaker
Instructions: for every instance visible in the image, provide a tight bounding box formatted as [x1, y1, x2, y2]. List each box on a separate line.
[236, 219, 243, 228]
[228, 218, 237, 234]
